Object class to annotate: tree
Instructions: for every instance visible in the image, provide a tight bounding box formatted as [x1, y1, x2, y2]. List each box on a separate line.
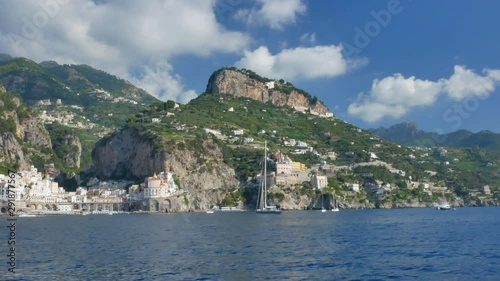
[166, 100, 176, 110]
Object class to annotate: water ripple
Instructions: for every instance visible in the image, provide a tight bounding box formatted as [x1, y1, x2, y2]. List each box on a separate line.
[5, 208, 500, 280]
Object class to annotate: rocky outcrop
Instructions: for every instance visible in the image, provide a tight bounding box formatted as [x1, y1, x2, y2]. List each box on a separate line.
[92, 128, 172, 179]
[22, 118, 52, 148]
[206, 69, 329, 114]
[0, 132, 30, 170]
[60, 134, 81, 168]
[92, 128, 240, 210]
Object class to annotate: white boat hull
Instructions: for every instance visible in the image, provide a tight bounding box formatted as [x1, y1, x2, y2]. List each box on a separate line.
[256, 209, 282, 214]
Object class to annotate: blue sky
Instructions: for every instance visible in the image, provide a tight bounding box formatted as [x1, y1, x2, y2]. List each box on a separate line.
[0, 0, 499, 133]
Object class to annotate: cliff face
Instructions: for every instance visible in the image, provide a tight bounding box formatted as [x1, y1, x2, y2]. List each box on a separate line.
[92, 128, 240, 210]
[92, 128, 171, 179]
[206, 69, 329, 114]
[22, 118, 52, 148]
[0, 132, 30, 170]
[61, 134, 81, 169]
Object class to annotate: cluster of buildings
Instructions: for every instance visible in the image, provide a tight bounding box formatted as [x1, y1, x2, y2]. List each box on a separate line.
[0, 166, 180, 215]
[91, 88, 140, 105]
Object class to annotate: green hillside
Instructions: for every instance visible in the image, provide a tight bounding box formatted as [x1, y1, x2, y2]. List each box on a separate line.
[0, 57, 157, 129]
[0, 56, 158, 179]
[125, 93, 499, 206]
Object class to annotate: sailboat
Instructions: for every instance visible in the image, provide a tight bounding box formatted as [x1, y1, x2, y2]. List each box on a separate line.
[256, 141, 282, 214]
[331, 190, 340, 212]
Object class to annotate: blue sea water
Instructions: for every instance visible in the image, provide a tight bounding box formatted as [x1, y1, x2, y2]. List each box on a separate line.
[2, 207, 500, 280]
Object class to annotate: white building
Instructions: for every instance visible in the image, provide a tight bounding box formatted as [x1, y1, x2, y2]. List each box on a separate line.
[144, 172, 178, 199]
[296, 141, 308, 148]
[204, 128, 222, 135]
[483, 185, 491, 195]
[0, 181, 7, 201]
[311, 174, 328, 190]
[276, 154, 292, 175]
[347, 183, 360, 192]
[70, 187, 88, 203]
[232, 129, 244, 136]
[152, 118, 160, 123]
[265, 81, 275, 89]
[327, 151, 337, 160]
[58, 203, 73, 212]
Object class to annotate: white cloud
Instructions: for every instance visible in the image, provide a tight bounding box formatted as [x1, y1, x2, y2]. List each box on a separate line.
[443, 66, 494, 101]
[235, 45, 367, 81]
[348, 102, 408, 123]
[0, 0, 250, 103]
[485, 68, 500, 81]
[348, 74, 443, 123]
[300, 32, 316, 45]
[235, 0, 306, 30]
[369, 74, 443, 107]
[128, 61, 198, 104]
[348, 65, 500, 123]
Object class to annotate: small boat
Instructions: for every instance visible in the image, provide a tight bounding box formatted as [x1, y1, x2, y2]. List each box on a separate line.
[433, 202, 451, 210]
[256, 141, 282, 214]
[206, 210, 214, 214]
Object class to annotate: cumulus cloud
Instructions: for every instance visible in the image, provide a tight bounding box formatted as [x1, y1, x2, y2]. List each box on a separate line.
[348, 74, 443, 123]
[348, 65, 500, 123]
[443, 66, 494, 101]
[0, 0, 250, 102]
[234, 45, 367, 81]
[235, 0, 306, 30]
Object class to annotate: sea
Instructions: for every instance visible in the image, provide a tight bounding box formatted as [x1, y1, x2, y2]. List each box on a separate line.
[2, 207, 499, 281]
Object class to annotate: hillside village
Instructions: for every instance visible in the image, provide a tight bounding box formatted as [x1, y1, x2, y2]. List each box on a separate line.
[0, 165, 181, 214]
[122, 91, 497, 209]
[1, 63, 498, 212]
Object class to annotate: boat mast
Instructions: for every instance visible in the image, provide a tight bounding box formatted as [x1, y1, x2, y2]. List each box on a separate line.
[263, 141, 267, 208]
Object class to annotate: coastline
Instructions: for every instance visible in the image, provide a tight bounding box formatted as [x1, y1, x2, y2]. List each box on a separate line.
[3, 202, 499, 217]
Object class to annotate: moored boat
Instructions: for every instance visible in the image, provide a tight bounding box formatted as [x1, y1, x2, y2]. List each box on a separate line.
[256, 141, 282, 214]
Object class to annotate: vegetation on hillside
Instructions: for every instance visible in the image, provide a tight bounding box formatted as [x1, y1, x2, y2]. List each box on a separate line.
[125, 93, 498, 207]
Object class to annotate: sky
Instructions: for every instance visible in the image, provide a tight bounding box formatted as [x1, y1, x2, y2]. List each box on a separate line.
[0, 0, 499, 133]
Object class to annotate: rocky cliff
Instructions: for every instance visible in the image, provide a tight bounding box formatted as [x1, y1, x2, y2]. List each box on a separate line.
[206, 69, 330, 114]
[22, 118, 52, 148]
[0, 132, 30, 170]
[60, 134, 82, 169]
[92, 128, 240, 210]
[0, 85, 82, 170]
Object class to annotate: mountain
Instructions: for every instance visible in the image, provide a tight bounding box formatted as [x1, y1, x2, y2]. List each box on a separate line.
[369, 122, 500, 151]
[0, 56, 157, 129]
[0, 56, 158, 183]
[91, 68, 499, 210]
[206, 67, 331, 115]
[368, 122, 427, 145]
[0, 84, 81, 176]
[2, 62, 497, 209]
